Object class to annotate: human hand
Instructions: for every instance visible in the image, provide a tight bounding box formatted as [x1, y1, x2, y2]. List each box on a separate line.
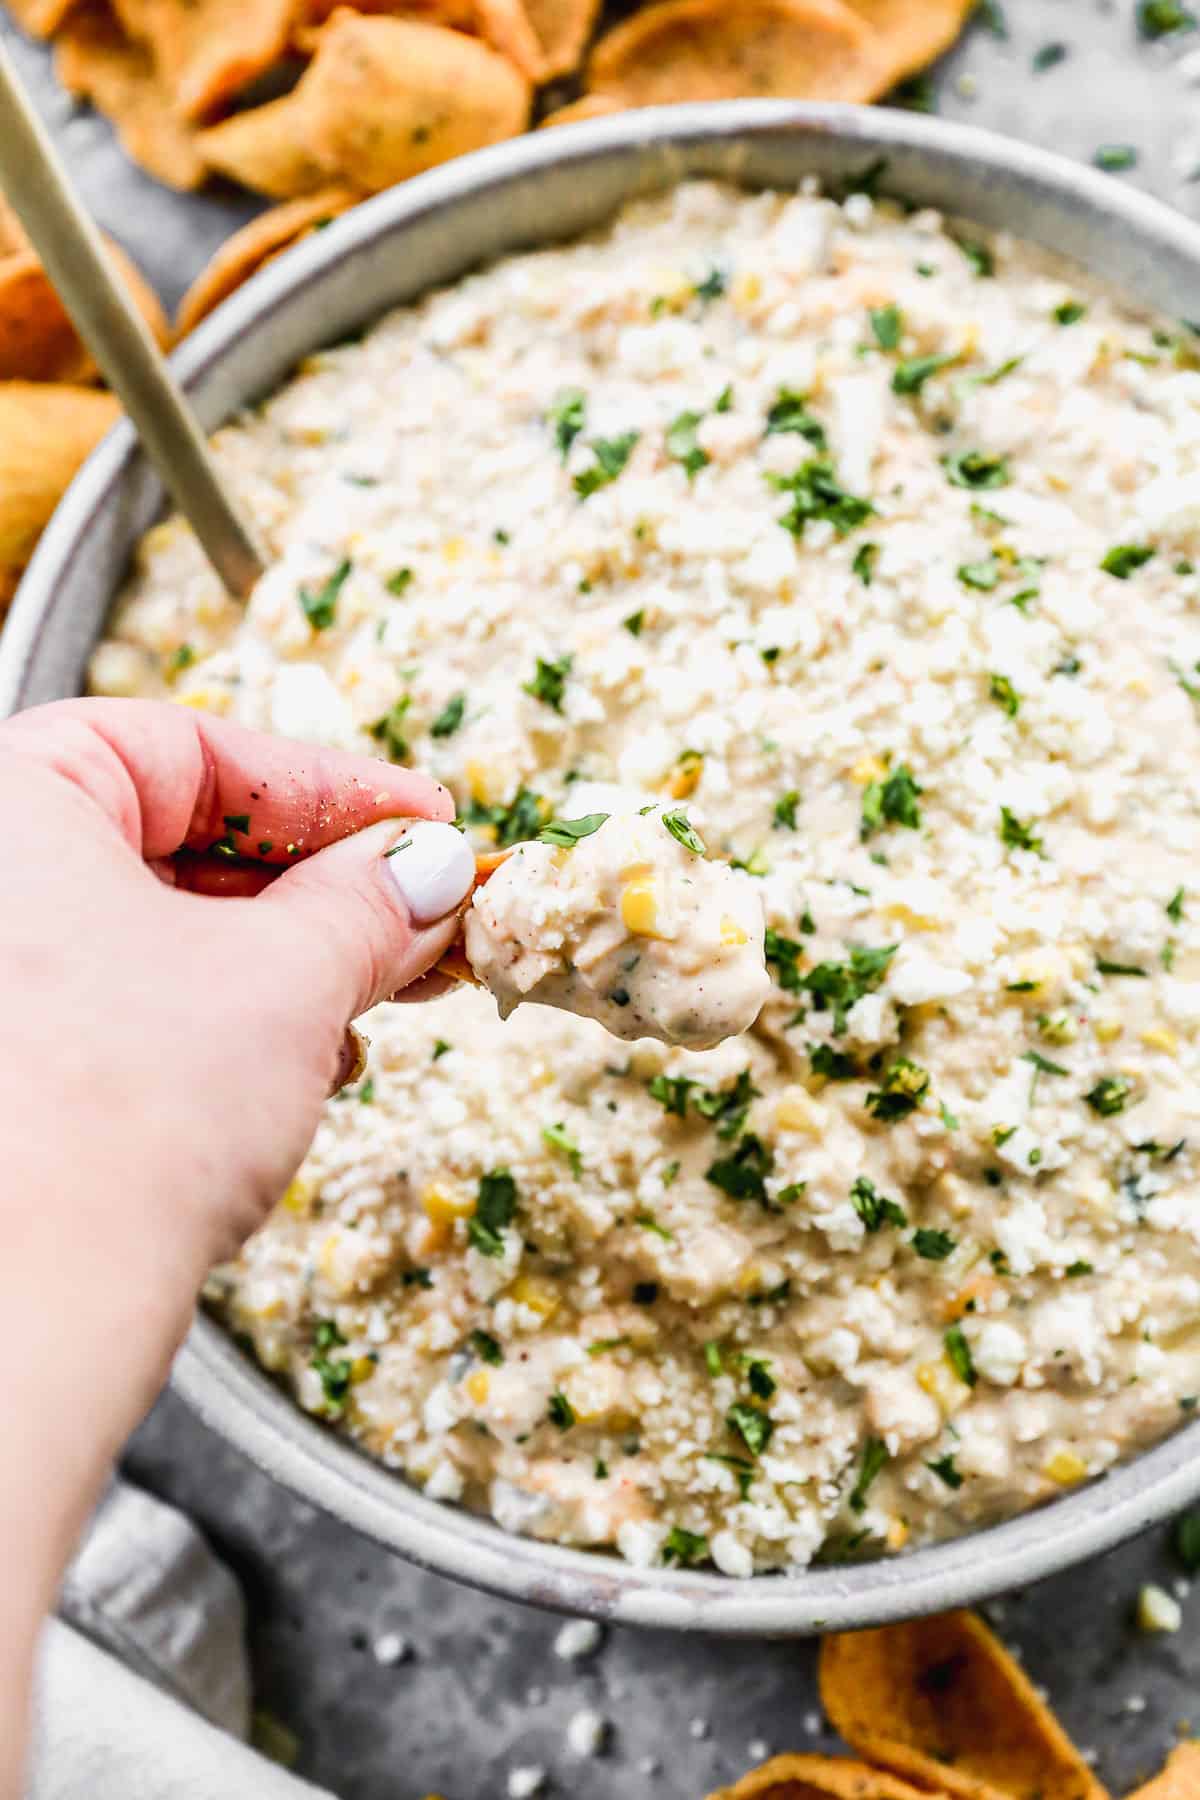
[0, 697, 475, 1779]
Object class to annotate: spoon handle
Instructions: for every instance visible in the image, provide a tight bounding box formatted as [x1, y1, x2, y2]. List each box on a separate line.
[0, 40, 266, 599]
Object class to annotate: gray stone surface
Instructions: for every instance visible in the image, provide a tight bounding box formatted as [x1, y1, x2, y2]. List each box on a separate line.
[6, 0, 1200, 1791]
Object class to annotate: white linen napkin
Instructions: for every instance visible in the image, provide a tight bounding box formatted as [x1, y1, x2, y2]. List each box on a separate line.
[28, 1481, 334, 1799]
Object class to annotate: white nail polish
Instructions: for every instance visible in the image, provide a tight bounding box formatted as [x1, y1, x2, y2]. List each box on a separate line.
[383, 821, 475, 924]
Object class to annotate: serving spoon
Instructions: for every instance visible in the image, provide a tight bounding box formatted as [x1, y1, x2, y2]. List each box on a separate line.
[0, 38, 266, 599]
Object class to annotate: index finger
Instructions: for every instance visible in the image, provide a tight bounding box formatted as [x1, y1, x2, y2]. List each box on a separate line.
[0, 697, 454, 862]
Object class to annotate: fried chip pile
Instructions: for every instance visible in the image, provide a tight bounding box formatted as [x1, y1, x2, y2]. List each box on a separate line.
[3, 0, 977, 202]
[710, 1610, 1197, 1800]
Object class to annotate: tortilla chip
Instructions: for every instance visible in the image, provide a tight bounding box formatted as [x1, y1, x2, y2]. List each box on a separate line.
[174, 188, 359, 337]
[55, 3, 207, 190]
[1128, 1745, 1200, 1800]
[521, 0, 600, 79]
[819, 1613, 1107, 1800]
[109, 0, 295, 121]
[196, 93, 334, 199]
[435, 847, 509, 985]
[4, 0, 79, 39]
[538, 92, 623, 128]
[842, 0, 973, 93]
[295, 0, 475, 46]
[0, 382, 120, 570]
[0, 563, 20, 623]
[586, 0, 878, 107]
[298, 12, 530, 193]
[0, 238, 167, 382]
[710, 1754, 951, 1800]
[472, 0, 544, 78]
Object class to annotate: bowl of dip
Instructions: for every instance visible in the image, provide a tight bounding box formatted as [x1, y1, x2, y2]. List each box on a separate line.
[6, 101, 1200, 1632]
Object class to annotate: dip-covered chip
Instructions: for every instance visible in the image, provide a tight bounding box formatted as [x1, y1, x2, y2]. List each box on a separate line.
[819, 1612, 1107, 1800]
[0, 381, 119, 573]
[175, 189, 359, 336]
[586, 0, 878, 107]
[0, 238, 167, 382]
[462, 808, 770, 1049]
[55, 3, 206, 190]
[296, 12, 531, 193]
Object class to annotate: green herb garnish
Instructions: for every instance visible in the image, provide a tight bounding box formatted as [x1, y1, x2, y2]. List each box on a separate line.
[467, 1168, 518, 1256]
[299, 558, 352, 630]
[537, 812, 609, 847]
[850, 1174, 907, 1232]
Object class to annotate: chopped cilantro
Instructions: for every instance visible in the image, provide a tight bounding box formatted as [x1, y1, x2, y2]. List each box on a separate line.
[662, 1526, 709, 1566]
[810, 1042, 859, 1080]
[727, 1401, 774, 1457]
[989, 673, 1020, 716]
[648, 1074, 696, 1118]
[764, 928, 805, 993]
[1167, 887, 1186, 923]
[548, 1391, 575, 1430]
[706, 1134, 774, 1205]
[704, 1341, 723, 1376]
[1000, 806, 1044, 856]
[386, 567, 414, 596]
[1094, 144, 1138, 172]
[1139, 0, 1196, 32]
[852, 542, 878, 586]
[548, 387, 586, 461]
[801, 943, 897, 1033]
[523, 654, 572, 713]
[940, 1101, 960, 1130]
[403, 1267, 432, 1288]
[624, 609, 644, 636]
[773, 789, 801, 830]
[976, 0, 1008, 34]
[944, 1323, 977, 1386]
[467, 1168, 518, 1256]
[768, 458, 874, 538]
[662, 809, 706, 855]
[849, 1436, 888, 1512]
[850, 1174, 907, 1232]
[942, 449, 1011, 489]
[430, 692, 466, 738]
[1085, 1075, 1134, 1116]
[537, 812, 608, 847]
[432, 1039, 452, 1061]
[1174, 1511, 1200, 1572]
[764, 388, 827, 446]
[1101, 544, 1155, 579]
[299, 557, 352, 631]
[369, 695, 412, 763]
[694, 1068, 760, 1140]
[1032, 40, 1067, 69]
[959, 240, 995, 277]
[166, 643, 195, 675]
[311, 1319, 352, 1413]
[893, 353, 956, 395]
[1097, 958, 1147, 977]
[958, 556, 1000, 591]
[861, 763, 923, 837]
[913, 1227, 956, 1260]
[542, 1122, 582, 1175]
[636, 1212, 674, 1241]
[1054, 300, 1088, 325]
[927, 1453, 964, 1489]
[666, 409, 710, 480]
[1065, 1260, 1094, 1278]
[573, 431, 639, 499]
[865, 1058, 930, 1122]
[870, 303, 903, 350]
[744, 1357, 776, 1400]
[714, 384, 734, 413]
[693, 266, 727, 304]
[469, 1329, 503, 1366]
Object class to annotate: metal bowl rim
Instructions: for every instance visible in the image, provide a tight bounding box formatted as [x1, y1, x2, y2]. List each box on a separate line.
[10, 99, 1200, 1631]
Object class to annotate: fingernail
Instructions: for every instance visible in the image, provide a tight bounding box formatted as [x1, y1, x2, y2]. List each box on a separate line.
[383, 821, 476, 924]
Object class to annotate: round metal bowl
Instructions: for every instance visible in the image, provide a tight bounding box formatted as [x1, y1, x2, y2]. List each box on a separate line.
[7, 101, 1200, 1633]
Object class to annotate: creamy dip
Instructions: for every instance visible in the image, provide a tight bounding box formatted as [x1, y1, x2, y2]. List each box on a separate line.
[464, 805, 770, 1048]
[92, 180, 1200, 1575]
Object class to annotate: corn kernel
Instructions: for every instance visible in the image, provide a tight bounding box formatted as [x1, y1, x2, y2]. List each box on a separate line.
[317, 1233, 341, 1281]
[883, 901, 938, 932]
[850, 754, 888, 786]
[464, 1369, 490, 1404]
[776, 1092, 815, 1133]
[510, 1273, 560, 1318]
[174, 688, 232, 716]
[1137, 1583, 1182, 1634]
[916, 1359, 971, 1415]
[350, 1355, 376, 1385]
[442, 536, 466, 563]
[621, 879, 666, 939]
[731, 271, 762, 309]
[422, 1183, 474, 1226]
[281, 1178, 313, 1217]
[666, 751, 703, 799]
[886, 1517, 910, 1551]
[1141, 1027, 1177, 1054]
[1044, 1449, 1088, 1486]
[720, 915, 749, 947]
[464, 758, 493, 805]
[1093, 1016, 1123, 1043]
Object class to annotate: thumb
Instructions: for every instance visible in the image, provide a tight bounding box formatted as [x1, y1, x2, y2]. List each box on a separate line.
[253, 817, 478, 1025]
